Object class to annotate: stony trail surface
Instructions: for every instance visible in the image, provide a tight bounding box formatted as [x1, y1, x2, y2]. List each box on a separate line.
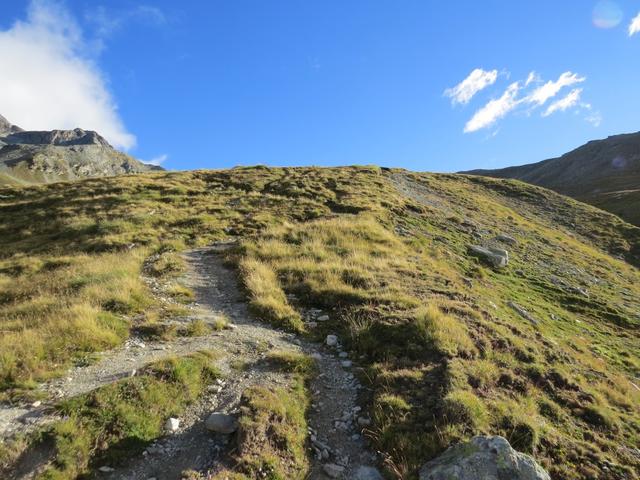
[4, 245, 381, 479]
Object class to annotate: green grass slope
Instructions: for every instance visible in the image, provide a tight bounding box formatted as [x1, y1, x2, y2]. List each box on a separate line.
[0, 166, 639, 479]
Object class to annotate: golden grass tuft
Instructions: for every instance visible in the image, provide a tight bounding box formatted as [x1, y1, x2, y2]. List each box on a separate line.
[413, 304, 477, 358]
[239, 258, 304, 332]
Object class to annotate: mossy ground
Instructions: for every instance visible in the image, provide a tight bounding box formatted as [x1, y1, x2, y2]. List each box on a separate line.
[1, 166, 639, 479]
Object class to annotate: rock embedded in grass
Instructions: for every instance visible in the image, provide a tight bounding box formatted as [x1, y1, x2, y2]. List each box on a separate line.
[508, 301, 539, 325]
[326, 334, 338, 347]
[468, 244, 509, 268]
[205, 412, 238, 434]
[419, 435, 550, 480]
[496, 234, 517, 245]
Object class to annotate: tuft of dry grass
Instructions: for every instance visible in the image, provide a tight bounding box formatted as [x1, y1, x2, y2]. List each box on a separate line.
[239, 258, 304, 332]
[413, 304, 478, 358]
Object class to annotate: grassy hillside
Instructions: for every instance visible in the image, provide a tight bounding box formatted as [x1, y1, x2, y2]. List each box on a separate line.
[1, 166, 639, 479]
[464, 131, 640, 227]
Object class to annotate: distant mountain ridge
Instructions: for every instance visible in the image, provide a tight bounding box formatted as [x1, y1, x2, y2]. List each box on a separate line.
[463, 131, 640, 226]
[0, 114, 162, 185]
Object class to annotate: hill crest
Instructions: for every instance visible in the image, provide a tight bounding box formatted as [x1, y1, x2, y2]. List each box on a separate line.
[463, 131, 640, 225]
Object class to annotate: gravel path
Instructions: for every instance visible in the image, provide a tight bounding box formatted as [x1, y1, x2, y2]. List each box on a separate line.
[3, 244, 381, 479]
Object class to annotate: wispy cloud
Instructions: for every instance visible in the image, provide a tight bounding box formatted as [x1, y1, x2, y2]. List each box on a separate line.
[525, 72, 585, 106]
[542, 88, 583, 117]
[464, 82, 520, 133]
[0, 0, 135, 149]
[147, 153, 168, 166]
[449, 68, 595, 133]
[524, 71, 539, 86]
[85, 5, 166, 47]
[629, 12, 640, 36]
[585, 111, 602, 127]
[444, 68, 498, 105]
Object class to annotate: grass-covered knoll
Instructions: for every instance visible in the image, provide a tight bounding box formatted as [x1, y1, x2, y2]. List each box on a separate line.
[1, 352, 219, 479]
[1, 166, 639, 479]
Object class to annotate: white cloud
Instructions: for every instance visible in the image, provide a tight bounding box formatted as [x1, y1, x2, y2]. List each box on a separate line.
[454, 69, 593, 133]
[0, 0, 135, 149]
[526, 72, 585, 106]
[147, 154, 168, 166]
[542, 88, 583, 116]
[445, 68, 498, 105]
[86, 5, 166, 49]
[525, 71, 539, 86]
[585, 111, 602, 127]
[629, 12, 640, 36]
[464, 82, 521, 133]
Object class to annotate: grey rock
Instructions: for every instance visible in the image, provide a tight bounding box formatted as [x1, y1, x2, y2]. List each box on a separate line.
[357, 416, 372, 427]
[205, 412, 238, 434]
[508, 301, 538, 325]
[354, 466, 384, 480]
[468, 245, 509, 268]
[496, 234, 517, 245]
[419, 436, 550, 480]
[323, 463, 345, 478]
[326, 334, 338, 347]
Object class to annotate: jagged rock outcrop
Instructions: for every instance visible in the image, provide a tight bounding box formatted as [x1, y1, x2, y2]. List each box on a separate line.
[0, 114, 24, 137]
[2, 128, 111, 147]
[419, 436, 550, 480]
[0, 115, 162, 185]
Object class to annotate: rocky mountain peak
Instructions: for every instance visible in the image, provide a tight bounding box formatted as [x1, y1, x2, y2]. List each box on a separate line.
[2, 127, 111, 148]
[0, 114, 24, 137]
[0, 113, 162, 185]
[0, 115, 111, 147]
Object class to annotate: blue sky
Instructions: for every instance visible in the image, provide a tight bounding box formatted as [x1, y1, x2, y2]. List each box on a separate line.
[1, 1, 639, 172]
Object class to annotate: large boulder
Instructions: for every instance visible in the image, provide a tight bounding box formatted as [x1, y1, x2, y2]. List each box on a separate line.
[468, 245, 509, 268]
[419, 436, 550, 480]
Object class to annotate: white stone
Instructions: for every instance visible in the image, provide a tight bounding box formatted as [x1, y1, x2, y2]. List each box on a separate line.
[165, 418, 180, 433]
[205, 412, 238, 434]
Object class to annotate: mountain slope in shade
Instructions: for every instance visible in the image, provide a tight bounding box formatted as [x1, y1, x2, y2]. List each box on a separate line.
[0, 114, 162, 185]
[463, 132, 640, 226]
